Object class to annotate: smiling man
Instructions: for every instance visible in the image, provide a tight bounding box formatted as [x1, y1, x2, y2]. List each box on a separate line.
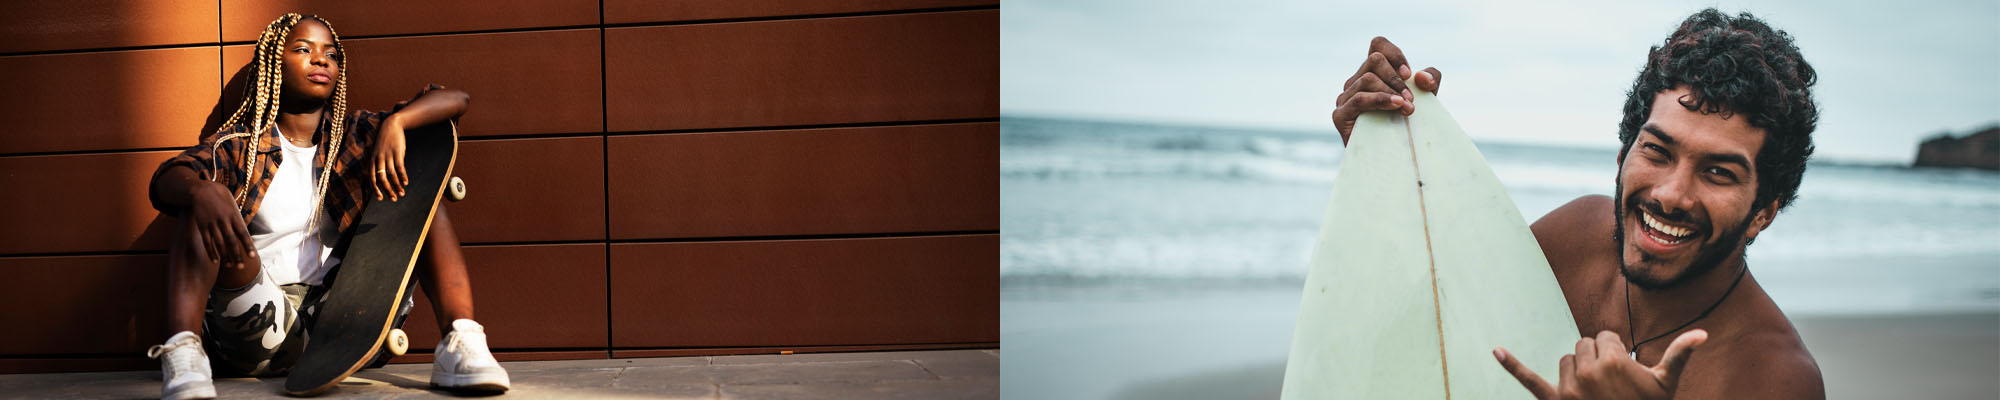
[1330, 9, 1824, 399]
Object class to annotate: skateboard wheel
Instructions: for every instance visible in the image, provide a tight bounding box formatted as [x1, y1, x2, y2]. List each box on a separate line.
[447, 176, 467, 202]
[387, 329, 409, 356]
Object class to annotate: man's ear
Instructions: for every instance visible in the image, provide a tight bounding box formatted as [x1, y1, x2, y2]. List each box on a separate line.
[1742, 199, 1781, 241]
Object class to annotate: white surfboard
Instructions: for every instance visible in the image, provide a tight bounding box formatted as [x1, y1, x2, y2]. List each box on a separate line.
[1281, 82, 1579, 399]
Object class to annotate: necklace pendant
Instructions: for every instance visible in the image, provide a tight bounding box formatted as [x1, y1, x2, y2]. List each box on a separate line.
[1630, 350, 1638, 360]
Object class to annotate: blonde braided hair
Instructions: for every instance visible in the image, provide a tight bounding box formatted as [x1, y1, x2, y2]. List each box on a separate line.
[209, 13, 349, 233]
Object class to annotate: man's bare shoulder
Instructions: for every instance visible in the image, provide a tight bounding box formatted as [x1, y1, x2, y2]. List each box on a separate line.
[1722, 284, 1825, 398]
[1530, 195, 1614, 274]
[1687, 284, 1825, 400]
[1688, 328, 1824, 399]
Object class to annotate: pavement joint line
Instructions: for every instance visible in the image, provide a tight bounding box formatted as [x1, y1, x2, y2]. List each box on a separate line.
[627, 359, 915, 370]
[909, 359, 944, 380]
[706, 360, 926, 369]
[725, 377, 952, 387]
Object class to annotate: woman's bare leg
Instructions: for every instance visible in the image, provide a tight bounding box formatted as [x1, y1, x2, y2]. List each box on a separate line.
[165, 217, 260, 339]
[416, 206, 475, 331]
[414, 206, 508, 389]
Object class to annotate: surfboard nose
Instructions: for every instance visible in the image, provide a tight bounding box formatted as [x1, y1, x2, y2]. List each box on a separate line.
[1283, 88, 1577, 400]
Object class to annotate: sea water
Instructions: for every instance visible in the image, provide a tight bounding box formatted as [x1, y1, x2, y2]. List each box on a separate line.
[998, 115, 2000, 399]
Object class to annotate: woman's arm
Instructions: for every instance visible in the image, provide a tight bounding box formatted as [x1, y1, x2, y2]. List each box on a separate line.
[371, 87, 470, 202]
[149, 136, 259, 268]
[383, 87, 470, 130]
[152, 165, 257, 269]
[151, 165, 211, 212]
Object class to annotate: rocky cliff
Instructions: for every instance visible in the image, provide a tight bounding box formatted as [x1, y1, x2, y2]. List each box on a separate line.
[1914, 126, 2000, 170]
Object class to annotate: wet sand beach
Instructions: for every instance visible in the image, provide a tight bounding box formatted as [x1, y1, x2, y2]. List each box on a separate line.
[1795, 312, 2000, 399]
[1001, 281, 1999, 399]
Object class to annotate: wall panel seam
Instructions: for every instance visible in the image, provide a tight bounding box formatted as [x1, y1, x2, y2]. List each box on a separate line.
[0, 5, 998, 58]
[600, 0, 614, 357]
[603, 118, 1000, 137]
[0, 147, 187, 159]
[216, 0, 223, 91]
[0, 250, 165, 260]
[591, 5, 1001, 30]
[602, 231, 998, 245]
[0, 231, 1000, 260]
[0, 118, 1000, 159]
[0, 43, 222, 59]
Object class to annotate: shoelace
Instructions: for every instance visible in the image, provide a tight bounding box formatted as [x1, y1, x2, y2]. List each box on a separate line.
[147, 338, 204, 375]
[442, 330, 484, 354]
[146, 339, 195, 359]
[440, 330, 495, 371]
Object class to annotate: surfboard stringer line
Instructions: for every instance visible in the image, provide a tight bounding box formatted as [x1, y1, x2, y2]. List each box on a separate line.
[1405, 114, 1453, 399]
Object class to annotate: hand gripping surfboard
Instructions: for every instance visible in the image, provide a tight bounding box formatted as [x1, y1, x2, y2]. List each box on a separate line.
[1280, 82, 1578, 399]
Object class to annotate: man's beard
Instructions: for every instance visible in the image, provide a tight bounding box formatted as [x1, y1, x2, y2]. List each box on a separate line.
[1612, 178, 1757, 290]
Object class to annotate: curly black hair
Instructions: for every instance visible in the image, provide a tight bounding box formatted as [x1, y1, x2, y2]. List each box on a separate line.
[1617, 8, 1818, 213]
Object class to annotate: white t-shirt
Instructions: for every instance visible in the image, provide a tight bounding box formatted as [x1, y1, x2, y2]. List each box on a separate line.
[248, 126, 341, 286]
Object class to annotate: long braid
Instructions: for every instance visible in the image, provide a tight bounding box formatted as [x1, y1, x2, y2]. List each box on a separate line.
[209, 13, 350, 237]
[215, 16, 288, 134]
[305, 14, 347, 236]
[230, 13, 302, 208]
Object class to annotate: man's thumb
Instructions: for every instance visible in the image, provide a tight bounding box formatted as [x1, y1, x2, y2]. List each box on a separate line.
[1653, 329, 1708, 384]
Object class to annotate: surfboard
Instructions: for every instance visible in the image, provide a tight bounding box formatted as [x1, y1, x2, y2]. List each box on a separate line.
[1280, 81, 1578, 399]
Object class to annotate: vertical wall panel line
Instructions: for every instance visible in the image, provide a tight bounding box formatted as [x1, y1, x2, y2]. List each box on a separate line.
[599, 0, 613, 358]
[216, 0, 223, 92]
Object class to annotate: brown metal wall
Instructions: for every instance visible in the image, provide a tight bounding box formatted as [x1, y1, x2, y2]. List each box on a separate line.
[0, 0, 998, 373]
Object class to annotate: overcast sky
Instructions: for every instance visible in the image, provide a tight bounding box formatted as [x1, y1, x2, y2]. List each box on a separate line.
[1001, 0, 2000, 163]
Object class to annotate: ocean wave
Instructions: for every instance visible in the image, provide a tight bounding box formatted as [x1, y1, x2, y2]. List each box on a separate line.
[1001, 147, 1623, 196]
[1000, 152, 1338, 183]
[999, 178, 2000, 281]
[1004, 149, 2000, 209]
[1001, 229, 1315, 280]
[999, 226, 2000, 280]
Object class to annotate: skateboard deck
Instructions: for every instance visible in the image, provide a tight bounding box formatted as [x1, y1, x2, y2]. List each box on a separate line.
[285, 121, 458, 396]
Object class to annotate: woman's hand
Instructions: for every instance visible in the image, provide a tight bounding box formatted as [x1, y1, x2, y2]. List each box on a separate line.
[372, 116, 408, 201]
[189, 182, 258, 270]
[370, 84, 469, 202]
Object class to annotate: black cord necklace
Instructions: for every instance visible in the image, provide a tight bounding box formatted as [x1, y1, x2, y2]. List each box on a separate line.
[1625, 265, 1746, 359]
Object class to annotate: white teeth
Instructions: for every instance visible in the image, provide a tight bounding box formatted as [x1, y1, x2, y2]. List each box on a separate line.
[1641, 212, 1693, 240]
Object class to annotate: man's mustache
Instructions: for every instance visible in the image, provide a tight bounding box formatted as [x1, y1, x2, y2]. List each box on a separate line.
[1629, 195, 1703, 227]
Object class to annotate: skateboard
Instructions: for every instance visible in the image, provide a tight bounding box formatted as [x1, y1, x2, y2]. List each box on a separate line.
[285, 121, 460, 396]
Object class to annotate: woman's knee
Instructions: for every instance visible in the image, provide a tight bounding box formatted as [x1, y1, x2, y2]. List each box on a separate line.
[166, 216, 214, 269]
[167, 216, 260, 288]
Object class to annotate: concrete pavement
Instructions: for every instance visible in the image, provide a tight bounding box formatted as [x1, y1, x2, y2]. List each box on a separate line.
[0, 349, 998, 399]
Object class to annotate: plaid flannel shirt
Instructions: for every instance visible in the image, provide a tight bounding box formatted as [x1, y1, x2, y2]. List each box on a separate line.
[152, 84, 447, 237]
[149, 108, 391, 237]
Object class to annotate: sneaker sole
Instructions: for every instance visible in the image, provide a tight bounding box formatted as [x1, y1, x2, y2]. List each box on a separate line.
[431, 371, 510, 393]
[164, 383, 217, 400]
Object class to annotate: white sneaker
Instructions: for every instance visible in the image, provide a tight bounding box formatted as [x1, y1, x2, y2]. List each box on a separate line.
[146, 331, 216, 400]
[431, 319, 510, 392]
